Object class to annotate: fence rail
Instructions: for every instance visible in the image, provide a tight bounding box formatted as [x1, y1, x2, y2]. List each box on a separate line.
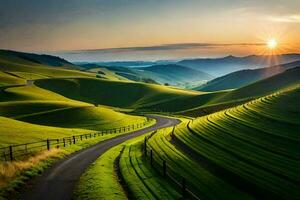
[0, 119, 153, 162]
[143, 127, 201, 200]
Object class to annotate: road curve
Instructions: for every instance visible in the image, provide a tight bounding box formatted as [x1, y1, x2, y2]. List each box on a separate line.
[23, 115, 180, 200]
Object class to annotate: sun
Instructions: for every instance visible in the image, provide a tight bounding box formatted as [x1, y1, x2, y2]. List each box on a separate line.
[267, 39, 278, 49]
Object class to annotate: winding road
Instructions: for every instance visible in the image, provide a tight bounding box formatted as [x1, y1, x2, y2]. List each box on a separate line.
[23, 115, 180, 200]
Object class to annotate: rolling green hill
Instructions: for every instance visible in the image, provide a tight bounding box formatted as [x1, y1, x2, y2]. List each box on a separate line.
[212, 66, 300, 103]
[197, 60, 300, 91]
[0, 71, 148, 146]
[0, 49, 80, 69]
[34, 66, 300, 115]
[34, 77, 200, 109]
[0, 71, 25, 86]
[178, 67, 300, 116]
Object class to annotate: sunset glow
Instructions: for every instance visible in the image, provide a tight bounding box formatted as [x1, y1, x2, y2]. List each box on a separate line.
[0, 1, 300, 61]
[267, 39, 278, 49]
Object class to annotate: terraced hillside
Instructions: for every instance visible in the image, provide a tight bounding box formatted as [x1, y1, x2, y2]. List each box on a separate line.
[145, 127, 253, 200]
[172, 85, 300, 199]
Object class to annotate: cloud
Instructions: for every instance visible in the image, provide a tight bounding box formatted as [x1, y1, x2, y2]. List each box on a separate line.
[268, 15, 300, 23]
[62, 43, 265, 54]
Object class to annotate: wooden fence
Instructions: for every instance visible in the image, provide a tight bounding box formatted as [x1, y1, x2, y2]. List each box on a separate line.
[0, 120, 152, 162]
[143, 127, 201, 200]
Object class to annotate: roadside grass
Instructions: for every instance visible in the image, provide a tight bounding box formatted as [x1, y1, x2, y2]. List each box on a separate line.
[74, 145, 127, 200]
[173, 85, 300, 199]
[119, 138, 181, 199]
[74, 133, 181, 200]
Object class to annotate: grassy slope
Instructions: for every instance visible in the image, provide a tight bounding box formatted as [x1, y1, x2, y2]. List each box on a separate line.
[211, 67, 300, 103]
[87, 67, 130, 81]
[0, 71, 25, 86]
[177, 67, 300, 117]
[34, 77, 200, 108]
[0, 116, 92, 147]
[174, 86, 300, 199]
[0, 53, 94, 79]
[0, 85, 147, 145]
[147, 127, 253, 200]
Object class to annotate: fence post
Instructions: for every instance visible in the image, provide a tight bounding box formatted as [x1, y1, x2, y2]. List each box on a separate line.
[144, 137, 147, 156]
[80, 135, 83, 141]
[3, 151, 7, 161]
[150, 149, 153, 167]
[163, 160, 166, 177]
[73, 136, 76, 144]
[90, 133, 92, 138]
[47, 139, 50, 150]
[57, 139, 59, 148]
[181, 177, 186, 197]
[63, 138, 66, 147]
[9, 145, 13, 161]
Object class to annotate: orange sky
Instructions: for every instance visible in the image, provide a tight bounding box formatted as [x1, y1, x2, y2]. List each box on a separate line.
[0, 0, 299, 61]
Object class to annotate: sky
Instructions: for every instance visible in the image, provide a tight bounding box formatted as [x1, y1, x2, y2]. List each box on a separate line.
[0, 0, 300, 61]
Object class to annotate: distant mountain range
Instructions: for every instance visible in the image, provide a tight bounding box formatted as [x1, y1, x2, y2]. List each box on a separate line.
[75, 60, 176, 68]
[76, 54, 300, 78]
[178, 54, 300, 76]
[137, 64, 213, 83]
[196, 60, 300, 91]
[80, 64, 213, 87]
